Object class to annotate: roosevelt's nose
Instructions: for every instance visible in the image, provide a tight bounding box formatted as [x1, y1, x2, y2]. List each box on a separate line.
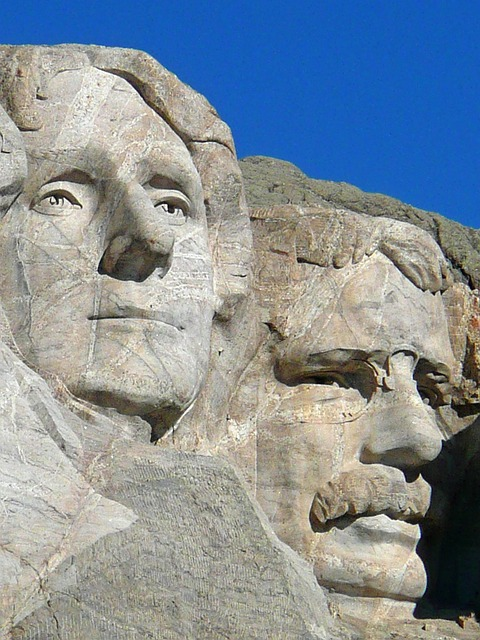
[360, 352, 443, 470]
[98, 184, 175, 282]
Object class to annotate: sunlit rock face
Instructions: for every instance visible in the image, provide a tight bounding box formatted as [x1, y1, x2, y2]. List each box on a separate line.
[0, 66, 214, 435]
[0, 45, 252, 440]
[0, 45, 479, 640]
[223, 204, 479, 626]
[1, 46, 322, 639]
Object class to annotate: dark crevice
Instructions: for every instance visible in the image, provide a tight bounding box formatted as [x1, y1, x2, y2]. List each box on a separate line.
[415, 418, 480, 620]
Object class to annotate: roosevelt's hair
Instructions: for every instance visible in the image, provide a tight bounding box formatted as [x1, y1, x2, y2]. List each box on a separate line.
[251, 204, 452, 294]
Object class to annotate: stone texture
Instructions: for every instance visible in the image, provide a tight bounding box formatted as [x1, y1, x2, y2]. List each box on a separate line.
[0, 340, 136, 634]
[11, 443, 346, 640]
[214, 204, 470, 625]
[239, 155, 480, 289]
[0, 44, 479, 640]
[0, 45, 341, 640]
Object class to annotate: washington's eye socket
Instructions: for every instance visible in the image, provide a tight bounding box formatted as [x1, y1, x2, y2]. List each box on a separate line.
[30, 177, 96, 217]
[149, 188, 191, 226]
[32, 190, 82, 216]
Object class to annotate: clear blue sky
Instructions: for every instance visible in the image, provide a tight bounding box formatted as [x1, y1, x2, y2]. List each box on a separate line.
[2, 1, 478, 228]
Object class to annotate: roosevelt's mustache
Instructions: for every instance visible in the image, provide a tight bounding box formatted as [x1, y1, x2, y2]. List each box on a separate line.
[310, 464, 431, 530]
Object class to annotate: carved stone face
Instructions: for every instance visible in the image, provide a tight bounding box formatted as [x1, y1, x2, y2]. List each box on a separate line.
[0, 68, 214, 433]
[255, 253, 454, 603]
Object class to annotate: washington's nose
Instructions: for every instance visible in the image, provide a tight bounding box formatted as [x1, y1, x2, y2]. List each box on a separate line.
[360, 354, 443, 470]
[98, 185, 175, 282]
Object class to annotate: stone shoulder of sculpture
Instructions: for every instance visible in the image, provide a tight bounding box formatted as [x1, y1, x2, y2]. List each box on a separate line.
[0, 337, 139, 631]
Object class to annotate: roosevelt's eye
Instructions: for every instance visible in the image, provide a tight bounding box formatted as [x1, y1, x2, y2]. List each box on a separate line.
[417, 385, 441, 408]
[293, 361, 377, 401]
[32, 191, 82, 215]
[274, 360, 377, 425]
[302, 372, 349, 388]
[414, 360, 451, 410]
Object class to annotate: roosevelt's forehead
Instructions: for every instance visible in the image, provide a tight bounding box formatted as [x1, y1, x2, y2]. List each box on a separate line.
[283, 254, 454, 368]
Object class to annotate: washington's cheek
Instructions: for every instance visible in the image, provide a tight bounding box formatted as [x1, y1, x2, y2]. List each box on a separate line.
[168, 226, 213, 304]
[15, 222, 99, 362]
[0, 213, 98, 364]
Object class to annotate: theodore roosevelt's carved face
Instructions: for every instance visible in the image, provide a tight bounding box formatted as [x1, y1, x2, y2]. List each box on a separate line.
[0, 68, 214, 436]
[255, 252, 454, 604]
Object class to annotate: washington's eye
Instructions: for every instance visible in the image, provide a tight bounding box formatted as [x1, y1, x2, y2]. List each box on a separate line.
[48, 195, 68, 207]
[147, 187, 191, 226]
[156, 201, 186, 218]
[32, 190, 82, 216]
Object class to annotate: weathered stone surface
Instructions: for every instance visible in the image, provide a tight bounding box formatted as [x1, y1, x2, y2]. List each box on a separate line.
[12, 443, 346, 640]
[0, 45, 342, 640]
[0, 340, 136, 634]
[213, 204, 473, 626]
[240, 155, 480, 289]
[0, 44, 479, 640]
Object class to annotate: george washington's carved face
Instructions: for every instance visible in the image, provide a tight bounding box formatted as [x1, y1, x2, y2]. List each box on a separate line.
[0, 67, 214, 435]
[255, 253, 454, 604]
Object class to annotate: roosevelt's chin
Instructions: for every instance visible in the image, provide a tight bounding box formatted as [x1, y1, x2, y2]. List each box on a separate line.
[312, 515, 426, 599]
[310, 516, 426, 624]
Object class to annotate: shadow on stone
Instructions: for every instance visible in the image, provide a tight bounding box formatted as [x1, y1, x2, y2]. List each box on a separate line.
[416, 415, 480, 620]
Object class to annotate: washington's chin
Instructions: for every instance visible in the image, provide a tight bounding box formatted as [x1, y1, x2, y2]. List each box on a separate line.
[311, 515, 426, 602]
[68, 370, 201, 433]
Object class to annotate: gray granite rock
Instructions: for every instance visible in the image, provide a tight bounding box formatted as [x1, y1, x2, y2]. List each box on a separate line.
[1, 44, 479, 640]
[239, 156, 480, 289]
[11, 444, 347, 640]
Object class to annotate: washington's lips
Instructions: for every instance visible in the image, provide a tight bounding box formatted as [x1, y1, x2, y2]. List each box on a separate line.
[309, 464, 431, 531]
[87, 305, 185, 330]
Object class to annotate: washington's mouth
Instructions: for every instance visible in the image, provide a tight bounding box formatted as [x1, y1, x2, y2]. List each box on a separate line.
[87, 309, 184, 331]
[309, 466, 431, 533]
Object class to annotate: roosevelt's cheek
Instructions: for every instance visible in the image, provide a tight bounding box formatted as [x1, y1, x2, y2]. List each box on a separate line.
[256, 393, 342, 528]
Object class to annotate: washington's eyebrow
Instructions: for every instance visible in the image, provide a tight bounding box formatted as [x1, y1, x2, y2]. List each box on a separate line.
[29, 147, 199, 197]
[147, 175, 187, 193]
[44, 169, 93, 185]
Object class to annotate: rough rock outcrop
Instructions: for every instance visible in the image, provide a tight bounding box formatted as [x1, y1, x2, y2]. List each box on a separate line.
[240, 155, 480, 289]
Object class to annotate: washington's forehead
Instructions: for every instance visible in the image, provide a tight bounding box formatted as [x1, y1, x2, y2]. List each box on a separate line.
[27, 67, 186, 150]
[21, 67, 200, 192]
